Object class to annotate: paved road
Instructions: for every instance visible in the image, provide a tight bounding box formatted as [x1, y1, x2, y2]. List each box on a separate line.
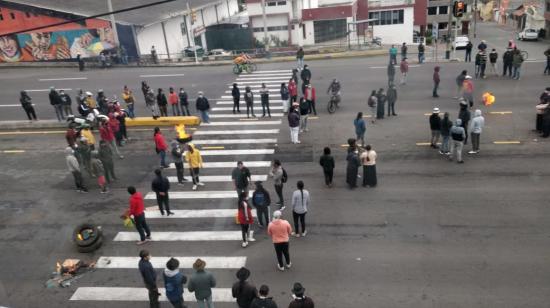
[1, 22, 550, 308]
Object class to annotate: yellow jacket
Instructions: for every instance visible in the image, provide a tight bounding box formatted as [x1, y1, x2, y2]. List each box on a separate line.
[85, 97, 97, 109]
[175, 124, 190, 139]
[80, 128, 95, 145]
[185, 144, 203, 168]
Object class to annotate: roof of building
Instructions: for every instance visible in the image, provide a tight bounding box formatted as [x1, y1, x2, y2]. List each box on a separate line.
[4, 0, 224, 26]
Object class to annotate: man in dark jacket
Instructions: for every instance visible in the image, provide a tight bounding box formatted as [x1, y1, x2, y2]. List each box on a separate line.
[465, 41, 473, 62]
[59, 89, 73, 117]
[502, 47, 514, 77]
[288, 283, 314, 308]
[387, 84, 398, 116]
[138, 249, 160, 308]
[231, 267, 258, 308]
[250, 285, 277, 308]
[300, 65, 311, 84]
[429, 107, 442, 148]
[232, 83, 241, 114]
[458, 99, 471, 144]
[196, 91, 210, 123]
[387, 62, 395, 86]
[288, 104, 300, 144]
[440, 112, 453, 155]
[179, 88, 190, 116]
[98, 140, 117, 183]
[96, 89, 108, 114]
[252, 181, 271, 227]
[151, 168, 173, 216]
[49, 87, 64, 121]
[232, 161, 251, 197]
[376, 88, 386, 119]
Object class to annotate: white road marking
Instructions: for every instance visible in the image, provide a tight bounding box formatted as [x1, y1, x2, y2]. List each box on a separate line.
[209, 113, 282, 118]
[144, 209, 257, 219]
[239, 73, 292, 78]
[213, 106, 283, 111]
[228, 80, 286, 85]
[25, 88, 72, 92]
[224, 89, 279, 94]
[168, 161, 271, 168]
[194, 129, 279, 135]
[168, 174, 267, 183]
[113, 231, 253, 241]
[200, 149, 274, 156]
[70, 287, 234, 302]
[146, 190, 253, 199]
[228, 84, 280, 88]
[192, 138, 278, 144]
[0, 104, 35, 107]
[39, 77, 87, 81]
[96, 256, 247, 269]
[216, 101, 266, 105]
[200, 120, 281, 126]
[370, 65, 420, 69]
[139, 73, 186, 77]
[253, 70, 292, 73]
[237, 76, 290, 81]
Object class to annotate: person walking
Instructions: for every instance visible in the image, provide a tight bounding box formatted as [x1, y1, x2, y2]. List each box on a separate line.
[462, 75, 474, 107]
[288, 78, 298, 103]
[468, 109, 485, 154]
[502, 46, 514, 77]
[91, 151, 108, 193]
[168, 87, 181, 116]
[188, 259, 216, 308]
[260, 83, 271, 118]
[49, 87, 64, 121]
[319, 147, 335, 187]
[458, 99, 471, 144]
[267, 210, 292, 271]
[429, 108, 441, 148]
[296, 47, 305, 69]
[288, 103, 300, 144]
[185, 143, 204, 190]
[291, 180, 310, 238]
[179, 88, 191, 116]
[360, 145, 377, 188]
[512, 48, 524, 80]
[376, 88, 386, 119]
[389, 44, 398, 65]
[346, 140, 360, 189]
[250, 285, 277, 308]
[128, 186, 152, 245]
[232, 83, 241, 114]
[122, 86, 136, 118]
[59, 89, 73, 117]
[417, 42, 425, 64]
[399, 58, 409, 85]
[354, 112, 366, 147]
[171, 140, 188, 185]
[544, 47, 550, 75]
[151, 168, 173, 216]
[232, 161, 252, 197]
[300, 65, 311, 88]
[449, 119, 466, 163]
[232, 267, 258, 308]
[19, 91, 37, 120]
[163, 257, 188, 308]
[138, 250, 160, 308]
[237, 191, 255, 248]
[288, 283, 314, 308]
[98, 140, 117, 184]
[252, 181, 271, 228]
[65, 147, 88, 192]
[400, 42, 407, 61]
[488, 49, 498, 76]
[298, 97, 309, 132]
[244, 87, 256, 118]
[387, 62, 396, 86]
[454, 70, 467, 99]
[157, 88, 168, 117]
[367, 90, 378, 124]
[269, 159, 285, 209]
[387, 84, 397, 116]
[196, 91, 211, 123]
[280, 82, 290, 114]
[145, 88, 160, 119]
[305, 84, 316, 116]
[432, 66, 440, 98]
[153, 127, 169, 168]
[439, 112, 452, 155]
[465, 41, 473, 62]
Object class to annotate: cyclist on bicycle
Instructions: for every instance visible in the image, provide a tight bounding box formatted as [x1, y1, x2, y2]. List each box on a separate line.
[327, 79, 341, 103]
[234, 52, 252, 72]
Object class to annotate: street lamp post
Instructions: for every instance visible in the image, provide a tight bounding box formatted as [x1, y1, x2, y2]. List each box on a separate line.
[186, 1, 199, 64]
[106, 0, 120, 46]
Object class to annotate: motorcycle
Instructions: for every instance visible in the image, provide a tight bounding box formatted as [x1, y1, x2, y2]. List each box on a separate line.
[327, 92, 341, 114]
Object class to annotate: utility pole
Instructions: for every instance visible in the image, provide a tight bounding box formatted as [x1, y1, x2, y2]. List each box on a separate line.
[106, 0, 120, 46]
[186, 1, 199, 63]
[445, 0, 453, 59]
[261, 0, 269, 52]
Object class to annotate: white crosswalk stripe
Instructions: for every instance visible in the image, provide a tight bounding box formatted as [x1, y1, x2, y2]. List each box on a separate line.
[191, 138, 278, 144]
[200, 149, 274, 155]
[167, 174, 267, 182]
[200, 120, 281, 126]
[213, 106, 283, 111]
[144, 209, 257, 219]
[114, 231, 254, 241]
[96, 256, 247, 268]
[209, 113, 283, 118]
[168, 161, 271, 168]
[145, 190, 252, 199]
[194, 129, 279, 135]
[70, 287, 235, 302]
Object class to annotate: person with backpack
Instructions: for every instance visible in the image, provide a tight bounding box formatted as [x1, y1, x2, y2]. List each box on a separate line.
[237, 191, 255, 248]
[232, 161, 252, 197]
[488, 49, 498, 76]
[367, 90, 378, 124]
[298, 97, 309, 132]
[232, 83, 241, 114]
[231, 267, 258, 308]
[353, 112, 366, 147]
[252, 181, 271, 228]
[250, 285, 277, 308]
[449, 119, 466, 163]
[512, 48, 524, 80]
[269, 159, 286, 209]
[319, 147, 335, 187]
[163, 257, 188, 308]
[291, 181, 310, 238]
[244, 86, 256, 118]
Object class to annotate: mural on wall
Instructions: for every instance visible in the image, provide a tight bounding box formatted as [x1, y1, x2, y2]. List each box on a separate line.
[0, 27, 116, 62]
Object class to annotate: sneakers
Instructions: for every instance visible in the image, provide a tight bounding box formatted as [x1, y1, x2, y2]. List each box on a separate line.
[468, 150, 479, 154]
[277, 264, 285, 271]
[280, 205, 286, 210]
[242, 241, 248, 248]
[136, 240, 147, 245]
[285, 262, 292, 269]
[302, 230, 307, 237]
[167, 211, 174, 216]
[145, 235, 152, 240]
[439, 150, 445, 155]
[197, 182, 205, 186]
[192, 185, 198, 190]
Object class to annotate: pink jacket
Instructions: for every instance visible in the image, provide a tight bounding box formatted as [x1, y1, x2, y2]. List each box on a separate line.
[400, 60, 409, 73]
[267, 219, 292, 243]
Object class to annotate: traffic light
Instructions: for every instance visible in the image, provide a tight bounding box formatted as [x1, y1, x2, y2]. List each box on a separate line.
[191, 9, 197, 24]
[453, 1, 465, 18]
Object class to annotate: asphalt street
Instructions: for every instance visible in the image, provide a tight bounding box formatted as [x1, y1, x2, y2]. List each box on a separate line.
[0, 21, 550, 308]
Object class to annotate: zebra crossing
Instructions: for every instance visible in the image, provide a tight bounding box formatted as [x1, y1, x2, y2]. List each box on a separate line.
[69, 69, 292, 304]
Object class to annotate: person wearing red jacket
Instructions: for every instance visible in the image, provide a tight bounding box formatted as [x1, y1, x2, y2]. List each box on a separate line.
[288, 78, 298, 103]
[237, 192, 255, 248]
[127, 186, 151, 245]
[305, 84, 316, 116]
[154, 127, 169, 168]
[100, 119, 124, 159]
[400, 57, 409, 85]
[168, 87, 181, 116]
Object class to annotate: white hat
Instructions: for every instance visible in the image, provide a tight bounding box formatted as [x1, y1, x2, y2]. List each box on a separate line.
[465, 75, 472, 79]
[85, 91, 92, 96]
[272, 210, 282, 219]
[433, 107, 440, 113]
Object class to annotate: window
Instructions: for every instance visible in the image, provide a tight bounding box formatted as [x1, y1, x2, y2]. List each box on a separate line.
[267, 1, 286, 6]
[267, 1, 277, 6]
[427, 7, 437, 15]
[253, 25, 288, 32]
[277, 1, 287, 5]
[369, 10, 403, 25]
[368, 11, 380, 25]
[439, 6, 448, 15]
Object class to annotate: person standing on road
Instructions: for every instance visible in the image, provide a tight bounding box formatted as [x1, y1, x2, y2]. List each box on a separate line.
[188, 259, 216, 308]
[244, 87, 256, 118]
[468, 109, 485, 154]
[280, 82, 290, 114]
[66, 123, 78, 149]
[157, 88, 168, 117]
[250, 285, 277, 308]
[488, 49, 498, 76]
[98, 140, 117, 184]
[20, 90, 37, 120]
[291, 180, 310, 238]
[305, 84, 316, 116]
[288, 103, 300, 144]
[237, 192, 256, 248]
[141, 81, 150, 101]
[65, 147, 88, 192]
[267, 210, 292, 271]
[232, 83, 241, 114]
[151, 168, 173, 216]
[440, 112, 452, 155]
[185, 143, 204, 191]
[260, 83, 272, 118]
[465, 41, 473, 62]
[479, 50, 488, 78]
[319, 147, 335, 187]
[300, 65, 311, 90]
[458, 99, 471, 144]
[179, 88, 190, 116]
[59, 89, 73, 117]
[145, 88, 160, 119]
[474, 51, 481, 78]
[163, 257, 188, 308]
[462, 75, 474, 107]
[232, 161, 252, 197]
[100, 119, 124, 159]
[296, 47, 305, 69]
[138, 250, 160, 308]
[417, 42, 425, 64]
[367, 90, 378, 124]
[171, 140, 188, 185]
[196, 91, 210, 123]
[96, 90, 108, 114]
[360, 144, 377, 188]
[49, 87, 64, 121]
[298, 97, 309, 132]
[75, 137, 93, 177]
[400, 42, 407, 61]
[168, 87, 181, 116]
[387, 62, 396, 86]
[387, 84, 397, 116]
[154, 127, 169, 168]
[354, 112, 366, 147]
[288, 78, 298, 103]
[376, 88, 386, 119]
[429, 108, 441, 148]
[252, 181, 271, 228]
[346, 139, 360, 189]
[128, 186, 152, 245]
[399, 58, 408, 85]
[389, 44, 398, 65]
[232, 267, 258, 308]
[432, 66, 440, 98]
[502, 46, 514, 77]
[91, 151, 108, 193]
[512, 48, 524, 80]
[288, 283, 314, 308]
[454, 70, 467, 99]
[122, 86, 136, 118]
[544, 47, 550, 75]
[269, 159, 285, 209]
[536, 88, 550, 133]
[449, 119, 466, 163]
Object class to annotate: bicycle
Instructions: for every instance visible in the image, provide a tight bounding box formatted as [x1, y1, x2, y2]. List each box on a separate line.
[232, 63, 254, 74]
[327, 93, 340, 114]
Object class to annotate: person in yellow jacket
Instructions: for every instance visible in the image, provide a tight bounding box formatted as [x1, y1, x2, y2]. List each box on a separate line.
[185, 144, 203, 190]
[175, 123, 192, 144]
[79, 124, 96, 149]
[85, 91, 97, 109]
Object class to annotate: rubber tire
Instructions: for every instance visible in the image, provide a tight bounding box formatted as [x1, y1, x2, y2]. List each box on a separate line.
[245, 65, 253, 73]
[250, 63, 258, 72]
[76, 236, 103, 253]
[73, 223, 102, 247]
[327, 100, 336, 114]
[233, 65, 241, 74]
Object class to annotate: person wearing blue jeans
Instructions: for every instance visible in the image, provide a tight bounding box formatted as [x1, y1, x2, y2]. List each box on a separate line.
[196, 91, 210, 124]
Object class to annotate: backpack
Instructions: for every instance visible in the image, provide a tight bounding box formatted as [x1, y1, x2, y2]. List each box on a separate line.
[253, 191, 266, 206]
[281, 168, 288, 183]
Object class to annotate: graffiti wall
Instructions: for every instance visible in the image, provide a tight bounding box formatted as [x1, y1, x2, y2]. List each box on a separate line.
[0, 27, 116, 62]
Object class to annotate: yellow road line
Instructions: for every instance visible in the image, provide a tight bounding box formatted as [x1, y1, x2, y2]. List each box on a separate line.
[2, 150, 25, 153]
[493, 141, 521, 144]
[489, 111, 513, 115]
[201, 146, 225, 150]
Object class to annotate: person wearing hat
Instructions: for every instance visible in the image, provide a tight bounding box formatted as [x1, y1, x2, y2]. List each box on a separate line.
[288, 283, 314, 308]
[287, 103, 300, 144]
[449, 119, 466, 163]
[252, 181, 271, 228]
[65, 147, 88, 192]
[49, 86, 64, 121]
[188, 258, 217, 308]
[399, 57, 408, 85]
[196, 91, 210, 123]
[90, 150, 107, 193]
[231, 267, 258, 308]
[429, 108, 441, 148]
[250, 285, 277, 308]
[163, 257, 188, 308]
[267, 210, 292, 271]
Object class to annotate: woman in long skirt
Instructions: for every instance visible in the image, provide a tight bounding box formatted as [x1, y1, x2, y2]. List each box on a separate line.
[346, 139, 360, 189]
[360, 144, 377, 187]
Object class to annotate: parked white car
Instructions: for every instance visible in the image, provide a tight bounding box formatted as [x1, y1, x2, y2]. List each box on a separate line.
[453, 35, 470, 50]
[208, 49, 232, 56]
[517, 28, 538, 41]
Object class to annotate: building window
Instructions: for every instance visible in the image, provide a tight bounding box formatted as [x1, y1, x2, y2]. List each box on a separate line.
[266, 1, 286, 6]
[10, 12, 15, 19]
[252, 25, 288, 32]
[369, 9, 403, 25]
[439, 6, 448, 15]
[267, 1, 277, 6]
[427, 7, 437, 15]
[277, 1, 287, 5]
